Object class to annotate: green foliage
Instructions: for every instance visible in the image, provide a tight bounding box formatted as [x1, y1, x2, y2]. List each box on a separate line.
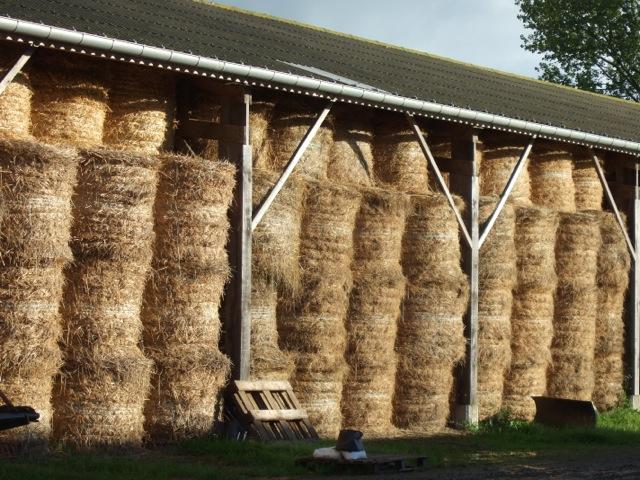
[517, 0, 640, 100]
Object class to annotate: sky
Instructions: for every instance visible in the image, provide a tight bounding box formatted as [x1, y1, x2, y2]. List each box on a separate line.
[216, 0, 543, 78]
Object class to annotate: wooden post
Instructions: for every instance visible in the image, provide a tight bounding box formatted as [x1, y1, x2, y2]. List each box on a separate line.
[631, 164, 640, 409]
[0, 47, 34, 96]
[220, 90, 253, 380]
[451, 130, 480, 425]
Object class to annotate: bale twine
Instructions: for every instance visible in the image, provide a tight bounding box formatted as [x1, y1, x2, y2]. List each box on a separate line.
[547, 213, 601, 401]
[480, 136, 531, 205]
[529, 145, 575, 212]
[142, 154, 235, 442]
[594, 212, 630, 410]
[373, 121, 429, 194]
[478, 198, 516, 419]
[341, 189, 406, 435]
[267, 98, 333, 180]
[503, 207, 558, 420]
[251, 100, 275, 170]
[104, 62, 176, 154]
[327, 107, 375, 186]
[0, 139, 77, 447]
[0, 46, 33, 139]
[278, 180, 361, 438]
[393, 194, 468, 431]
[572, 152, 603, 211]
[53, 148, 159, 448]
[31, 52, 108, 148]
[252, 168, 305, 292]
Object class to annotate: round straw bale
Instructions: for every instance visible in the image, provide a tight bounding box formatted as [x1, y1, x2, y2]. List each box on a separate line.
[373, 121, 429, 194]
[267, 98, 333, 179]
[402, 194, 463, 283]
[572, 152, 603, 211]
[31, 52, 108, 148]
[293, 371, 345, 438]
[144, 345, 230, 442]
[104, 62, 176, 154]
[597, 212, 631, 290]
[328, 107, 375, 186]
[342, 370, 396, 435]
[555, 212, 601, 288]
[252, 168, 305, 292]
[480, 135, 531, 205]
[529, 144, 575, 212]
[53, 350, 152, 448]
[251, 99, 275, 170]
[0, 45, 33, 139]
[250, 277, 295, 381]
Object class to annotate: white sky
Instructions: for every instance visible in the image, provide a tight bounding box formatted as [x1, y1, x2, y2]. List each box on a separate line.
[215, 0, 543, 78]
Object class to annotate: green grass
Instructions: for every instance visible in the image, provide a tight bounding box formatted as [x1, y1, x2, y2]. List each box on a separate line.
[3, 405, 640, 479]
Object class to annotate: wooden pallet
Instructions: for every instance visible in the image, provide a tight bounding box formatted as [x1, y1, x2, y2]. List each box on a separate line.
[229, 380, 318, 441]
[296, 454, 427, 474]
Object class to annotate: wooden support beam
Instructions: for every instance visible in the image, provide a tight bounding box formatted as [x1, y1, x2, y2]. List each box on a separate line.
[631, 164, 640, 409]
[220, 89, 253, 380]
[0, 47, 34, 96]
[252, 101, 334, 231]
[479, 137, 535, 247]
[452, 131, 480, 426]
[406, 114, 472, 248]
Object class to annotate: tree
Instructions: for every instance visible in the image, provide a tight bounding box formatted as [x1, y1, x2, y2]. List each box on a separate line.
[517, 0, 640, 101]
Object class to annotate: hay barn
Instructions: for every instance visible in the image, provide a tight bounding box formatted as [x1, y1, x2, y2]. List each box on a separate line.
[0, 0, 639, 447]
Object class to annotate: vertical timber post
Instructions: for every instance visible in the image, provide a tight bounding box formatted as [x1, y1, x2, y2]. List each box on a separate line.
[220, 89, 252, 380]
[452, 130, 480, 425]
[631, 163, 640, 408]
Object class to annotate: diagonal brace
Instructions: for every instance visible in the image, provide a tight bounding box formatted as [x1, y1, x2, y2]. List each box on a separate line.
[406, 113, 472, 248]
[0, 47, 35, 96]
[591, 151, 636, 261]
[478, 136, 536, 247]
[252, 100, 335, 231]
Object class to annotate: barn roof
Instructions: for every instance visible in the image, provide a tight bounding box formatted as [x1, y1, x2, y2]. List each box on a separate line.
[1, 0, 639, 153]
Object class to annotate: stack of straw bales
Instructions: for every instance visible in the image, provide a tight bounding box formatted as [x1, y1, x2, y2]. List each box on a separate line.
[251, 99, 275, 169]
[480, 136, 531, 205]
[529, 145, 576, 212]
[328, 107, 375, 186]
[250, 169, 304, 380]
[31, 52, 108, 148]
[267, 98, 333, 180]
[477, 198, 516, 419]
[341, 190, 406, 435]
[104, 63, 176, 154]
[594, 213, 630, 410]
[142, 155, 235, 441]
[572, 152, 603, 211]
[503, 207, 558, 419]
[0, 139, 77, 447]
[53, 149, 158, 448]
[278, 181, 361, 437]
[373, 120, 429, 194]
[394, 194, 468, 431]
[547, 213, 601, 400]
[0, 47, 33, 139]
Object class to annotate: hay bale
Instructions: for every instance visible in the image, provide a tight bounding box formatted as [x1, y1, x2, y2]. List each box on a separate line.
[142, 154, 235, 442]
[477, 198, 516, 419]
[341, 190, 406, 435]
[252, 168, 305, 292]
[529, 144, 575, 212]
[0, 139, 77, 447]
[547, 213, 601, 401]
[278, 180, 361, 438]
[267, 98, 333, 179]
[594, 212, 630, 410]
[373, 121, 429, 194]
[502, 207, 558, 420]
[31, 52, 108, 148]
[480, 136, 531, 205]
[0, 45, 32, 139]
[572, 153, 603, 211]
[328, 107, 375, 186]
[54, 148, 159, 448]
[104, 62, 176, 154]
[251, 100, 275, 170]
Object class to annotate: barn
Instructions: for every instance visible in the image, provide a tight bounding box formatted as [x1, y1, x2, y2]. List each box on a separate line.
[0, 0, 638, 447]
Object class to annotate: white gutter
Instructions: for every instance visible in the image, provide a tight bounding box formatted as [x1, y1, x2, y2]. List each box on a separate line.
[1, 16, 639, 155]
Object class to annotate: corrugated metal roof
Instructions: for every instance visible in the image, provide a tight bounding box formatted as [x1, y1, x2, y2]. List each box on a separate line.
[1, 0, 639, 145]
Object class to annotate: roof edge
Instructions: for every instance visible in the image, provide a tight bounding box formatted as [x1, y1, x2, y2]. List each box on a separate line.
[1, 16, 639, 155]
